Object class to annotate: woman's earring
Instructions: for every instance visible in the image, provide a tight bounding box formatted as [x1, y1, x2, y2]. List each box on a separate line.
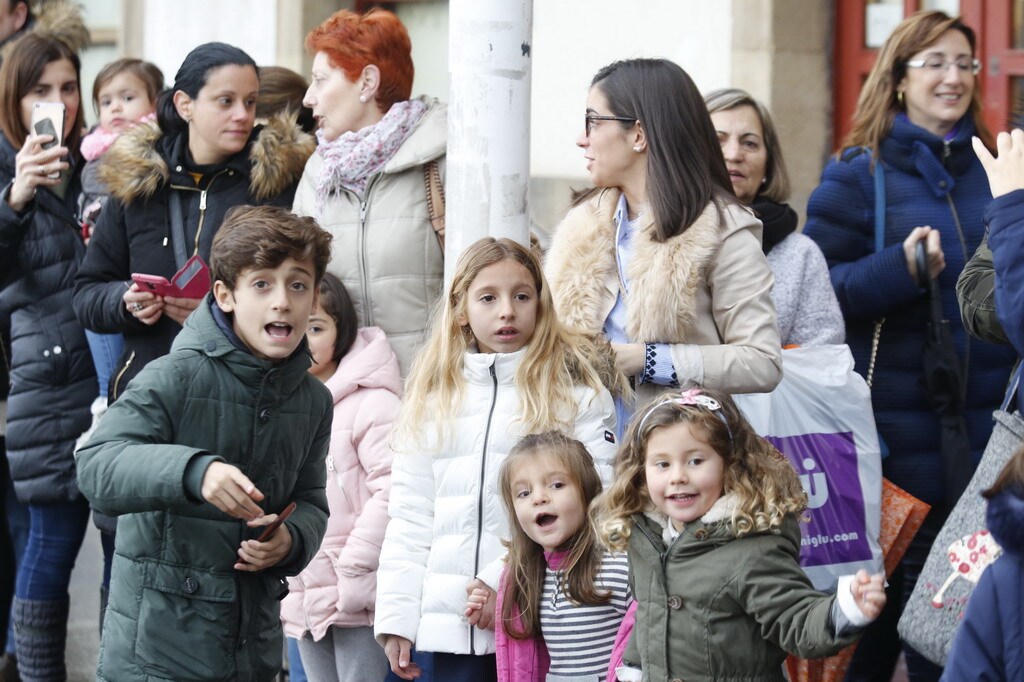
[761, 176, 767, 185]
[896, 91, 905, 108]
[359, 95, 367, 103]
[633, 145, 643, 153]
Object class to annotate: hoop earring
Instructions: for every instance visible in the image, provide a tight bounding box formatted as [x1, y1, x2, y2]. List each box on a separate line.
[896, 91, 905, 109]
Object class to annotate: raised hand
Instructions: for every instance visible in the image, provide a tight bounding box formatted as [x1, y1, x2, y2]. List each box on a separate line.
[973, 130, 1024, 198]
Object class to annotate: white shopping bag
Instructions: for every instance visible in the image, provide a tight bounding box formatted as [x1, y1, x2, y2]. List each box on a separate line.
[734, 345, 884, 591]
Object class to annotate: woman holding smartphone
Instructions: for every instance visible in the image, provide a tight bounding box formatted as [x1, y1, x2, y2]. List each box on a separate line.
[0, 32, 97, 679]
[73, 42, 313, 404]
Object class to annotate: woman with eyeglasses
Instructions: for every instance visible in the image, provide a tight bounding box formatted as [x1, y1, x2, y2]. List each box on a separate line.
[545, 58, 782, 432]
[803, 11, 1017, 680]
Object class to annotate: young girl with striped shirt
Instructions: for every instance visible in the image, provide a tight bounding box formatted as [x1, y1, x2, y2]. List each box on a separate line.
[475, 431, 631, 682]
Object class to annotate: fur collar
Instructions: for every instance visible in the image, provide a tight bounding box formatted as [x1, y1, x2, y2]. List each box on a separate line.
[545, 188, 724, 343]
[99, 111, 314, 205]
[0, 0, 88, 59]
[646, 493, 739, 544]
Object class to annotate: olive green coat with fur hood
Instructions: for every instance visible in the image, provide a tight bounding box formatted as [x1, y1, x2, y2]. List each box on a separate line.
[623, 500, 858, 682]
[76, 298, 331, 681]
[73, 113, 315, 405]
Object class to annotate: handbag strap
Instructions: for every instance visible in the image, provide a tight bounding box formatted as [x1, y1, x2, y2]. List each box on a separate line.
[424, 159, 445, 254]
[169, 191, 188, 270]
[867, 155, 887, 390]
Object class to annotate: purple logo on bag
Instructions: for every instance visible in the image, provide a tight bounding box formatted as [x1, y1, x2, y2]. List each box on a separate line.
[767, 432, 871, 567]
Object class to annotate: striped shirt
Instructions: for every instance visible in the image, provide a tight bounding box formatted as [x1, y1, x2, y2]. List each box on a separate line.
[540, 551, 632, 681]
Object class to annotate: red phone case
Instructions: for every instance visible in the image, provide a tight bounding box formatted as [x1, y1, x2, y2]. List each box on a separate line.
[131, 255, 210, 299]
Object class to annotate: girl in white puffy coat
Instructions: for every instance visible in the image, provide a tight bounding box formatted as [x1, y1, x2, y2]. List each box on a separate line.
[374, 237, 621, 682]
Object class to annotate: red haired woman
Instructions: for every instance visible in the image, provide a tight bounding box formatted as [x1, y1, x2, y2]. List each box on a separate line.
[294, 8, 446, 378]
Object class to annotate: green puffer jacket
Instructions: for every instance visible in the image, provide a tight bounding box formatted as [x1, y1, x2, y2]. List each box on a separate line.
[623, 507, 858, 682]
[76, 299, 331, 681]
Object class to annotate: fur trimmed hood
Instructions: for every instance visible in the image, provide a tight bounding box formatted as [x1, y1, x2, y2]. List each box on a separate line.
[0, 0, 89, 60]
[98, 111, 315, 205]
[545, 188, 726, 343]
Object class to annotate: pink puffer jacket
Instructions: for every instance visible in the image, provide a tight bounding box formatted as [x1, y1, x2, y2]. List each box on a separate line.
[281, 327, 402, 640]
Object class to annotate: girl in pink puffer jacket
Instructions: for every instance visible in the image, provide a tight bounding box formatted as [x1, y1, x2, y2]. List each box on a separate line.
[281, 273, 401, 681]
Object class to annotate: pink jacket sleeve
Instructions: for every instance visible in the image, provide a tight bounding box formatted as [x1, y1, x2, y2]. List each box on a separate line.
[607, 599, 637, 682]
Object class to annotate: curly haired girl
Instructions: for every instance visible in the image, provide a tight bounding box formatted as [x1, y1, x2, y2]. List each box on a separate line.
[597, 388, 886, 682]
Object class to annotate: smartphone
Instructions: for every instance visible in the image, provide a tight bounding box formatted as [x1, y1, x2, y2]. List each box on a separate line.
[31, 102, 65, 179]
[131, 273, 176, 297]
[255, 502, 296, 543]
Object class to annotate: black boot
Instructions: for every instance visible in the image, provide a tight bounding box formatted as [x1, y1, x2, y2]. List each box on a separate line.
[12, 597, 68, 682]
[98, 586, 108, 637]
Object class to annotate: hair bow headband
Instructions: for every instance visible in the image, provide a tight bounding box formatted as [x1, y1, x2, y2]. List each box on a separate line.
[635, 388, 733, 442]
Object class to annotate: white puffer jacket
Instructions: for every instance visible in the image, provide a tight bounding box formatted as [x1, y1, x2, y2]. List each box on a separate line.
[373, 347, 617, 655]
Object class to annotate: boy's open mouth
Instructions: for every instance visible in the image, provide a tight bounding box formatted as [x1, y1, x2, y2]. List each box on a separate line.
[266, 322, 292, 338]
[535, 513, 557, 527]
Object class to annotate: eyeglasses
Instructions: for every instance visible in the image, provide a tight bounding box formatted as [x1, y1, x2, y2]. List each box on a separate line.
[905, 57, 981, 76]
[584, 114, 638, 136]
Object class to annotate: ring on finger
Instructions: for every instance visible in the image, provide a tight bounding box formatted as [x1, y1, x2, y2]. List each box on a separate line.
[36, 165, 44, 176]
[131, 302, 144, 312]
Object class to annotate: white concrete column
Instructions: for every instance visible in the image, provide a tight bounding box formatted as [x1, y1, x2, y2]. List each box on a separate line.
[446, 0, 533, 282]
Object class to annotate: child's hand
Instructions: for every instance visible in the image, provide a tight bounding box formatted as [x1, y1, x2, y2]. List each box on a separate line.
[383, 635, 421, 680]
[850, 569, 886, 621]
[200, 461, 265, 520]
[464, 578, 496, 631]
[974, 130, 1024, 198]
[234, 513, 292, 572]
[464, 586, 489, 620]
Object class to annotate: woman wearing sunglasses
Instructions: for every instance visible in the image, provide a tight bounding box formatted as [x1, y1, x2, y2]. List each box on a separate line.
[804, 11, 1017, 680]
[544, 58, 782, 431]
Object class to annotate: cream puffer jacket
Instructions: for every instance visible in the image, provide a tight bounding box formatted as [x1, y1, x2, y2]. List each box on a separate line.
[545, 188, 782, 404]
[280, 327, 402, 640]
[373, 347, 617, 655]
[292, 96, 446, 377]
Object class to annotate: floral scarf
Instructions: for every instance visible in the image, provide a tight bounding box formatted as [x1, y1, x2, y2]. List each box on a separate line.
[314, 99, 427, 213]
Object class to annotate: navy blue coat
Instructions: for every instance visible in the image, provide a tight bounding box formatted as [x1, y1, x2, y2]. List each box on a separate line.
[0, 135, 95, 504]
[941, 488, 1024, 681]
[804, 116, 1017, 508]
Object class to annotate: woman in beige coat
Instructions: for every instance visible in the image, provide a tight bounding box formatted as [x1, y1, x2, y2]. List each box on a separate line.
[545, 58, 782, 429]
[293, 9, 445, 376]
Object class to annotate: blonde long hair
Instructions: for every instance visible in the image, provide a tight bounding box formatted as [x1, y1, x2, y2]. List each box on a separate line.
[840, 10, 994, 157]
[597, 389, 807, 552]
[396, 237, 624, 447]
[498, 432, 609, 640]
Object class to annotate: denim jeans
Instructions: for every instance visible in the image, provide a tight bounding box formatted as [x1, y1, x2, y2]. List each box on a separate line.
[15, 500, 90, 601]
[85, 330, 124, 398]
